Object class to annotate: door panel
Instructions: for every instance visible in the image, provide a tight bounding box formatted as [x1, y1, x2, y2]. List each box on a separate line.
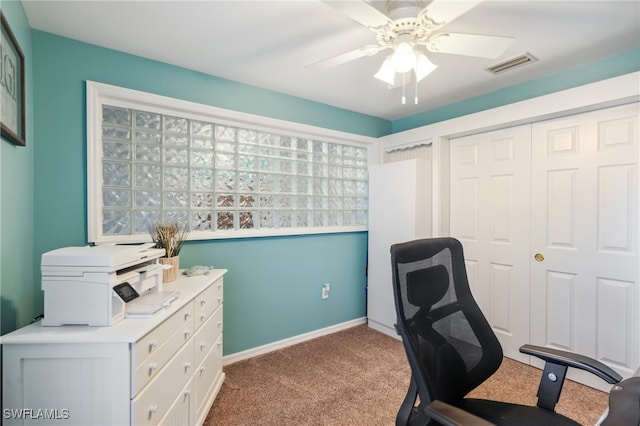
[530, 104, 639, 390]
[546, 169, 578, 247]
[545, 271, 575, 350]
[597, 278, 635, 365]
[598, 164, 635, 252]
[450, 125, 532, 362]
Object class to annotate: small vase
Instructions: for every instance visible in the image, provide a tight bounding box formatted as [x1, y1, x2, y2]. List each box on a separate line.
[159, 256, 179, 283]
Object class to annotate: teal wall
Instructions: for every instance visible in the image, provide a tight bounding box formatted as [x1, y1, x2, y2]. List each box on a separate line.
[183, 233, 367, 354]
[393, 47, 640, 133]
[29, 30, 380, 354]
[1, 1, 35, 335]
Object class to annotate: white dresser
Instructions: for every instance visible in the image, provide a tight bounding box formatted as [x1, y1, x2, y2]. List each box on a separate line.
[1, 269, 226, 426]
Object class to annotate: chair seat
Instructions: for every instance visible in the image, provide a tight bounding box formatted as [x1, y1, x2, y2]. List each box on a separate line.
[458, 399, 580, 426]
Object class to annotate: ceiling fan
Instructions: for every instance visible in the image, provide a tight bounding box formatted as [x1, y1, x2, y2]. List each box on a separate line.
[310, 0, 514, 104]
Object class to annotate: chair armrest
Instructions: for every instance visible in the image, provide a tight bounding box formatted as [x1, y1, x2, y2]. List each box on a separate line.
[520, 344, 622, 384]
[602, 377, 640, 425]
[425, 400, 495, 426]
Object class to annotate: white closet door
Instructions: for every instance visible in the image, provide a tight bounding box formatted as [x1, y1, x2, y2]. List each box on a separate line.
[367, 159, 431, 337]
[450, 125, 532, 363]
[530, 103, 639, 390]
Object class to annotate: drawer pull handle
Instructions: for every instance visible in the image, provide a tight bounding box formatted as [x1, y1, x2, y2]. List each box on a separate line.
[148, 341, 157, 353]
[184, 362, 192, 372]
[183, 390, 191, 401]
[184, 312, 191, 320]
[148, 405, 157, 419]
[148, 363, 158, 376]
[200, 366, 206, 374]
[184, 330, 191, 339]
[200, 343, 206, 350]
[200, 299, 206, 306]
[200, 314, 206, 322]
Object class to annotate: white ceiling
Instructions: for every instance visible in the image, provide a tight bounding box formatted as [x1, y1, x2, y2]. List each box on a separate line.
[22, 0, 640, 121]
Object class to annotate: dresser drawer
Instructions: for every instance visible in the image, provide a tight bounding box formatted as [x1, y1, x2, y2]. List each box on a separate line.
[133, 317, 194, 395]
[134, 301, 194, 368]
[158, 378, 192, 426]
[193, 278, 223, 329]
[194, 334, 223, 416]
[132, 339, 195, 426]
[193, 305, 223, 367]
[194, 281, 217, 311]
[194, 295, 218, 331]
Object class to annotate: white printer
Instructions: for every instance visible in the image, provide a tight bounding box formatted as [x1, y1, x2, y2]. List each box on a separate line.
[41, 244, 179, 326]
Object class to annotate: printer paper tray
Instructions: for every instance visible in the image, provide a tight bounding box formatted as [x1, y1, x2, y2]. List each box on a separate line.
[125, 291, 180, 318]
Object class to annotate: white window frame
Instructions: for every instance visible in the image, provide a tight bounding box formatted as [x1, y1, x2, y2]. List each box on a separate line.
[87, 81, 375, 244]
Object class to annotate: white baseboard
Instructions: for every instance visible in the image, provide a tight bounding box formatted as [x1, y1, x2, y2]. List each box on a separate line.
[222, 317, 367, 366]
[366, 319, 401, 340]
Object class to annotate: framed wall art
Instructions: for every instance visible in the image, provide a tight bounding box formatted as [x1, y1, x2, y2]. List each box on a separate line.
[1, 14, 26, 146]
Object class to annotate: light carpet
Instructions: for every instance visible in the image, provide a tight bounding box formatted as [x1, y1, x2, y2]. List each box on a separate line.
[205, 325, 608, 425]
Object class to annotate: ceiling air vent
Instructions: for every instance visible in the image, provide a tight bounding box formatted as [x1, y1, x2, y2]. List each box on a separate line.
[486, 53, 537, 75]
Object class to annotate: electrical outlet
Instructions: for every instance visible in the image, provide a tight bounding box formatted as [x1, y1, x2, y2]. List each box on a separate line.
[322, 283, 331, 299]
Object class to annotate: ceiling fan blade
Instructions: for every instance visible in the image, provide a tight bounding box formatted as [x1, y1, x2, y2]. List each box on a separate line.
[425, 33, 514, 59]
[419, 0, 483, 29]
[322, 0, 393, 28]
[306, 45, 388, 70]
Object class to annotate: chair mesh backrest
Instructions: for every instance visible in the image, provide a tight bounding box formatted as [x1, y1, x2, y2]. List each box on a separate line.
[391, 238, 503, 404]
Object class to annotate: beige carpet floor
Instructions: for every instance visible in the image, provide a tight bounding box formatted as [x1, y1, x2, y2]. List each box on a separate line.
[205, 325, 609, 425]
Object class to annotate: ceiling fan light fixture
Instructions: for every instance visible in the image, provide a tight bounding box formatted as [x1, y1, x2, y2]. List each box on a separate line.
[374, 57, 396, 85]
[391, 41, 416, 73]
[414, 53, 437, 82]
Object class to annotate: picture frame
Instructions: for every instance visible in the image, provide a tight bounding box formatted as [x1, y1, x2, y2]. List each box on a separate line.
[1, 14, 26, 146]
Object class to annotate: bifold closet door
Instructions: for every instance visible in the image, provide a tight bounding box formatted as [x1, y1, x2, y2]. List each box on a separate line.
[450, 125, 532, 363]
[530, 103, 639, 391]
[451, 103, 639, 390]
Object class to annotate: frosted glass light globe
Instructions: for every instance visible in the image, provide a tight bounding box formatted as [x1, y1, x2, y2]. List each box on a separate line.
[392, 42, 416, 73]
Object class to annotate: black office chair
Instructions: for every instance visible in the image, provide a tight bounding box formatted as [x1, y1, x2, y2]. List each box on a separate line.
[390, 237, 623, 426]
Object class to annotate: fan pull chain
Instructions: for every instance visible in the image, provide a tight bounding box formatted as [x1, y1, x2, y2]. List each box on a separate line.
[401, 72, 406, 105]
[414, 77, 419, 105]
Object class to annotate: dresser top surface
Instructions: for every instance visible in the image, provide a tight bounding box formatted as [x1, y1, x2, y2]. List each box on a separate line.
[1, 269, 226, 345]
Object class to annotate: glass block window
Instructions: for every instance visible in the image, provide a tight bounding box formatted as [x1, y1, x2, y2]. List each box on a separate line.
[88, 82, 371, 243]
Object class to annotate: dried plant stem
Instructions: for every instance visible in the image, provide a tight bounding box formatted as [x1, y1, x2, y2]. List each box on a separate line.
[149, 222, 189, 257]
